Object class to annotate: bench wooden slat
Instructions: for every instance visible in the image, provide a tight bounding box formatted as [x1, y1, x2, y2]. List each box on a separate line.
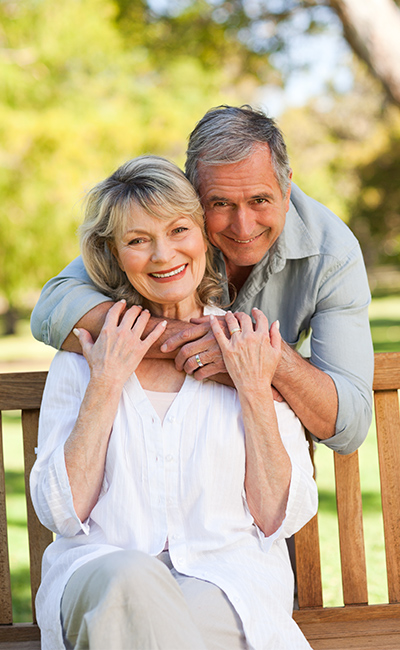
[374, 389, 400, 603]
[0, 622, 41, 643]
[295, 513, 323, 608]
[22, 410, 53, 623]
[0, 372, 47, 411]
[373, 352, 400, 391]
[334, 451, 368, 605]
[0, 412, 13, 625]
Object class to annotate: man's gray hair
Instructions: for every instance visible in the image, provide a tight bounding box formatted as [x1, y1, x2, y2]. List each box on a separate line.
[185, 105, 291, 196]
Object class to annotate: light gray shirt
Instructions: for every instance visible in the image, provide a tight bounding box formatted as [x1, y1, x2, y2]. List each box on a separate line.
[31, 183, 374, 454]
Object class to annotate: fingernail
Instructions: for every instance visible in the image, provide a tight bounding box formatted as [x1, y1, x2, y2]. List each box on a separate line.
[210, 314, 214, 321]
[73, 328, 80, 338]
[276, 320, 280, 331]
[161, 320, 167, 327]
[120, 298, 126, 304]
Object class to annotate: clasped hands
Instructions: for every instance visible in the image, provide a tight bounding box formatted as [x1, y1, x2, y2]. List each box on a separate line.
[161, 309, 282, 397]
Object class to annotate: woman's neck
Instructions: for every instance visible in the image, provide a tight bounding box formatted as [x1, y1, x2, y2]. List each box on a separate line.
[143, 296, 203, 322]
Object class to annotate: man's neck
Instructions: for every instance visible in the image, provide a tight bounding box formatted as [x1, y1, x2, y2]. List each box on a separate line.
[225, 258, 254, 295]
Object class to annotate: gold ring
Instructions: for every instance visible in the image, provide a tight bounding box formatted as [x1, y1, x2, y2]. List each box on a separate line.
[230, 327, 242, 335]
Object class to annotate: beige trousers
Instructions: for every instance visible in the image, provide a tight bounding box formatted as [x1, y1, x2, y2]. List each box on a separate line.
[60, 550, 247, 650]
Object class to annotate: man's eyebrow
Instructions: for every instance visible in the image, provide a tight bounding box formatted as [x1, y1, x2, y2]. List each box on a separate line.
[206, 192, 275, 202]
[206, 194, 230, 202]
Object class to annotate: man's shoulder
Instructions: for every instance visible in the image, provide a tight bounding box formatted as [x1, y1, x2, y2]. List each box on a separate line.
[287, 184, 358, 260]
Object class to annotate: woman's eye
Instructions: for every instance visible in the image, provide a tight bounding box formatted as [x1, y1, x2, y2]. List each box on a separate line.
[128, 238, 145, 245]
[172, 227, 188, 234]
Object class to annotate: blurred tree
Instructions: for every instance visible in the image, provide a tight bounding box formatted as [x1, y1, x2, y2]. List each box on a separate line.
[0, 0, 257, 332]
[279, 62, 400, 273]
[121, 0, 400, 108]
[329, 0, 400, 106]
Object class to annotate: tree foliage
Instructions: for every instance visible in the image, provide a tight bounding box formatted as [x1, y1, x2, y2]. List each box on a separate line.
[1, 0, 400, 322]
[0, 0, 256, 314]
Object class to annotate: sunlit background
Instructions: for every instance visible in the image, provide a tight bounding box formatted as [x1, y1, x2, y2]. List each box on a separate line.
[1, 0, 400, 622]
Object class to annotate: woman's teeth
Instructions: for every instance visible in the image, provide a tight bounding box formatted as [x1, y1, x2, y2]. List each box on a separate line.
[150, 264, 186, 278]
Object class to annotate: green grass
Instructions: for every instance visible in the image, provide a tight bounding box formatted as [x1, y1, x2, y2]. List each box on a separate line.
[2, 294, 400, 619]
[369, 294, 400, 352]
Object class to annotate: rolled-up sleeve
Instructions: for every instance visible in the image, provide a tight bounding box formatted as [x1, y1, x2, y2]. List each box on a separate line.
[310, 243, 374, 454]
[30, 351, 92, 536]
[252, 402, 318, 543]
[30, 256, 112, 349]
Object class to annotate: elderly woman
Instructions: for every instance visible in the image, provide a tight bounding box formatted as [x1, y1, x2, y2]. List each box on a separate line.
[30, 155, 317, 650]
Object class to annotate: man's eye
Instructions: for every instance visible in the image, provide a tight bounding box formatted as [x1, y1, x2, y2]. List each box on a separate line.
[254, 198, 267, 204]
[213, 202, 228, 208]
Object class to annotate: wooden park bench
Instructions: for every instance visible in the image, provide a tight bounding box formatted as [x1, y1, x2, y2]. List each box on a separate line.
[1, 352, 400, 649]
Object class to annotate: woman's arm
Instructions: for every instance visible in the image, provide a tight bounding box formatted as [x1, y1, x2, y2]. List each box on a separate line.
[210, 309, 291, 537]
[64, 302, 167, 521]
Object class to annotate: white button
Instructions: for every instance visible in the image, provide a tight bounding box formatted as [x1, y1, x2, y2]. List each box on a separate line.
[166, 454, 173, 462]
[167, 497, 173, 505]
[168, 416, 176, 423]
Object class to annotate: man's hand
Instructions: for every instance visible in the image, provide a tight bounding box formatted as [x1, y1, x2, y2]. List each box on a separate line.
[160, 316, 229, 380]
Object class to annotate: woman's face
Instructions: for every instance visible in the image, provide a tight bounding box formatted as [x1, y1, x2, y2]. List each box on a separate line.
[113, 202, 207, 317]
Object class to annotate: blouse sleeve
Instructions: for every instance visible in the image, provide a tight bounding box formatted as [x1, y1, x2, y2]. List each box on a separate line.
[267, 401, 318, 541]
[30, 350, 92, 537]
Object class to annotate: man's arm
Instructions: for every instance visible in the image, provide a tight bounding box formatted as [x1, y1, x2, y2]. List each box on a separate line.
[162, 245, 374, 453]
[30, 256, 227, 361]
[31, 257, 114, 349]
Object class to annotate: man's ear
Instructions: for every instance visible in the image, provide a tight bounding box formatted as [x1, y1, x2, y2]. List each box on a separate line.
[284, 169, 293, 212]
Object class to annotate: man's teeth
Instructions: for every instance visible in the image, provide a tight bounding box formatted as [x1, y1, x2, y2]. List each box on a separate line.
[234, 237, 256, 243]
[151, 265, 186, 278]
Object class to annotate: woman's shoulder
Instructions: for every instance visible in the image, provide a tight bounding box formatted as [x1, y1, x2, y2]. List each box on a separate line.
[45, 350, 90, 392]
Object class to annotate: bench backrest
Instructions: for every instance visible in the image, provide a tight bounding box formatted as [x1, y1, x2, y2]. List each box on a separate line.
[0, 371, 51, 627]
[1, 352, 400, 635]
[294, 351, 400, 609]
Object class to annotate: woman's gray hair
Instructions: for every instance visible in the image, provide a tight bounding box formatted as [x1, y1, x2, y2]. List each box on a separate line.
[79, 155, 223, 307]
[185, 105, 291, 196]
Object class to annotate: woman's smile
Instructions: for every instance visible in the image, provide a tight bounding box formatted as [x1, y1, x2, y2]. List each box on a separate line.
[148, 263, 188, 280]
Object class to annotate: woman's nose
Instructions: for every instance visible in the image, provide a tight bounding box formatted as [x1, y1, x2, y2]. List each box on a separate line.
[150, 239, 173, 263]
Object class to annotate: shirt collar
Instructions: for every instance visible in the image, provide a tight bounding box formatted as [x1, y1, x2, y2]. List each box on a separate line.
[283, 187, 319, 259]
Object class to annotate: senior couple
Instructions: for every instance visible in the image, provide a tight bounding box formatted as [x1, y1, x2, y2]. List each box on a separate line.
[30, 105, 374, 650]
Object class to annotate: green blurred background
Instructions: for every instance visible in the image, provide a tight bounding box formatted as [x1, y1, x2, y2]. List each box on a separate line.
[2, 0, 400, 622]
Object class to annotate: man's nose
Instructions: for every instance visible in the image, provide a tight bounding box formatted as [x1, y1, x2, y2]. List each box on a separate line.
[230, 205, 255, 238]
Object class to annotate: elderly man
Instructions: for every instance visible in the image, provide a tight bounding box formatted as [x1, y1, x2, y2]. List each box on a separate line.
[31, 105, 374, 454]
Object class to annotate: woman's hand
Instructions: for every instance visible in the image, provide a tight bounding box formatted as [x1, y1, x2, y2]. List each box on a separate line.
[210, 308, 281, 394]
[73, 300, 167, 389]
[211, 308, 289, 537]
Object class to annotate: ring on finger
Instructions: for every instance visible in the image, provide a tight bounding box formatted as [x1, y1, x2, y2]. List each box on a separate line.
[195, 353, 204, 368]
[230, 327, 242, 335]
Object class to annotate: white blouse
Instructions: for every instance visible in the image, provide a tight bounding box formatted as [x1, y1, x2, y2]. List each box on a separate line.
[30, 313, 317, 650]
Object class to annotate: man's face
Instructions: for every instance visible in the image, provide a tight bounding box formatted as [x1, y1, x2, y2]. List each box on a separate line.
[198, 145, 292, 269]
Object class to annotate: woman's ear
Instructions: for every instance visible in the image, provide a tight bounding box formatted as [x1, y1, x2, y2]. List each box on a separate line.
[108, 241, 125, 272]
